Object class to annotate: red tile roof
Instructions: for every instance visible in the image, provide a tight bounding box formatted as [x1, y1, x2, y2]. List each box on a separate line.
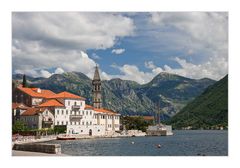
[21, 107, 47, 116]
[12, 103, 29, 109]
[49, 91, 85, 100]
[94, 108, 119, 115]
[38, 99, 64, 107]
[17, 86, 56, 98]
[131, 116, 154, 121]
[142, 116, 154, 121]
[85, 104, 94, 109]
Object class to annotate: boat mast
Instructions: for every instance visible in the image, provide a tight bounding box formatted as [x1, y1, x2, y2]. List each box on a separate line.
[157, 100, 161, 125]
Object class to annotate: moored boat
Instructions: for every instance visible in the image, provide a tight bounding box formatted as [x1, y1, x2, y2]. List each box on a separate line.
[57, 135, 76, 140]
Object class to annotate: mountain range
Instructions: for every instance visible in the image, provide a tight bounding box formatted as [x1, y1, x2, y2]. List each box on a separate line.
[12, 72, 216, 117]
[167, 75, 228, 129]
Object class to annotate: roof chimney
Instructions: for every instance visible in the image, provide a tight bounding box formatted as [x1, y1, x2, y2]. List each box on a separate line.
[37, 88, 41, 93]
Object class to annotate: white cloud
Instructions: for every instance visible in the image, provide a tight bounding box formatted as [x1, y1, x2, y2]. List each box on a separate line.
[150, 13, 228, 49]
[12, 12, 228, 82]
[167, 56, 228, 80]
[12, 12, 134, 78]
[144, 54, 227, 81]
[40, 70, 52, 78]
[149, 12, 228, 80]
[14, 69, 39, 77]
[13, 50, 97, 78]
[13, 12, 135, 50]
[54, 67, 64, 74]
[91, 53, 101, 60]
[145, 61, 156, 69]
[107, 64, 155, 84]
[111, 48, 125, 55]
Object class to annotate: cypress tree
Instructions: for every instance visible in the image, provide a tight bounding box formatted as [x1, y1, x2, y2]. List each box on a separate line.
[22, 74, 27, 87]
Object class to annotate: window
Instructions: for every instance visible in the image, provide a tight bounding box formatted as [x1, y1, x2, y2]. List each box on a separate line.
[57, 121, 59, 125]
[68, 101, 70, 106]
[82, 121, 84, 125]
[62, 110, 64, 115]
[46, 111, 48, 115]
[80, 102, 82, 106]
[86, 111, 88, 115]
[66, 121, 68, 125]
[90, 121, 92, 125]
[103, 115, 105, 119]
[21, 94, 23, 103]
[90, 111, 92, 115]
[57, 110, 59, 115]
[82, 111, 84, 115]
[62, 121, 64, 125]
[81, 130, 83, 132]
[66, 110, 68, 115]
[86, 122, 88, 125]
[74, 101, 77, 106]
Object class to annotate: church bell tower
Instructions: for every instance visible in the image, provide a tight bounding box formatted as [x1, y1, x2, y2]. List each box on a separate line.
[92, 65, 102, 109]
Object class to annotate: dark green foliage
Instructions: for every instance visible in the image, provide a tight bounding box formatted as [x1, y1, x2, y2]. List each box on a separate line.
[121, 116, 153, 132]
[167, 75, 228, 129]
[22, 74, 27, 87]
[54, 125, 67, 134]
[12, 121, 27, 133]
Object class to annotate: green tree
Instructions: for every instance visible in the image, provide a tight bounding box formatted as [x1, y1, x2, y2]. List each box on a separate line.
[22, 74, 28, 87]
[121, 116, 153, 132]
[12, 121, 27, 134]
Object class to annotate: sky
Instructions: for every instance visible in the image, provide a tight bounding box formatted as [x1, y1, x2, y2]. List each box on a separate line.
[12, 12, 228, 84]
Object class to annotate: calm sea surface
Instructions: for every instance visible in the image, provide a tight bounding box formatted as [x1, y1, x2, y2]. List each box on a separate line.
[46, 130, 228, 156]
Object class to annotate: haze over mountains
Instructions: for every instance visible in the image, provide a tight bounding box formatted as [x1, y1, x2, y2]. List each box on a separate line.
[12, 72, 216, 117]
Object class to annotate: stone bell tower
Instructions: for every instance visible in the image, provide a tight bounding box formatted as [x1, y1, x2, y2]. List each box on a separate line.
[92, 65, 102, 109]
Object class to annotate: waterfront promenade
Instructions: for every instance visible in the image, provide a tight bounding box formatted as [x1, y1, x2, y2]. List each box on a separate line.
[12, 150, 67, 156]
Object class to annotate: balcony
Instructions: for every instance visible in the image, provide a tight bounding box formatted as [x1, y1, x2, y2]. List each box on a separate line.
[43, 120, 53, 125]
[70, 115, 83, 122]
[72, 105, 81, 110]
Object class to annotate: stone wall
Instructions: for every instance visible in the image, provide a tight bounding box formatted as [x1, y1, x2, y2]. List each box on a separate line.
[13, 143, 61, 154]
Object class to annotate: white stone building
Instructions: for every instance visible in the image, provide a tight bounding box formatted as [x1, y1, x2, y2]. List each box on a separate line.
[13, 87, 120, 136]
[13, 66, 121, 136]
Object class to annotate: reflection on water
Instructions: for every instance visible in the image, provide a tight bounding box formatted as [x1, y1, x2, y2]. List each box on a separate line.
[45, 130, 228, 156]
